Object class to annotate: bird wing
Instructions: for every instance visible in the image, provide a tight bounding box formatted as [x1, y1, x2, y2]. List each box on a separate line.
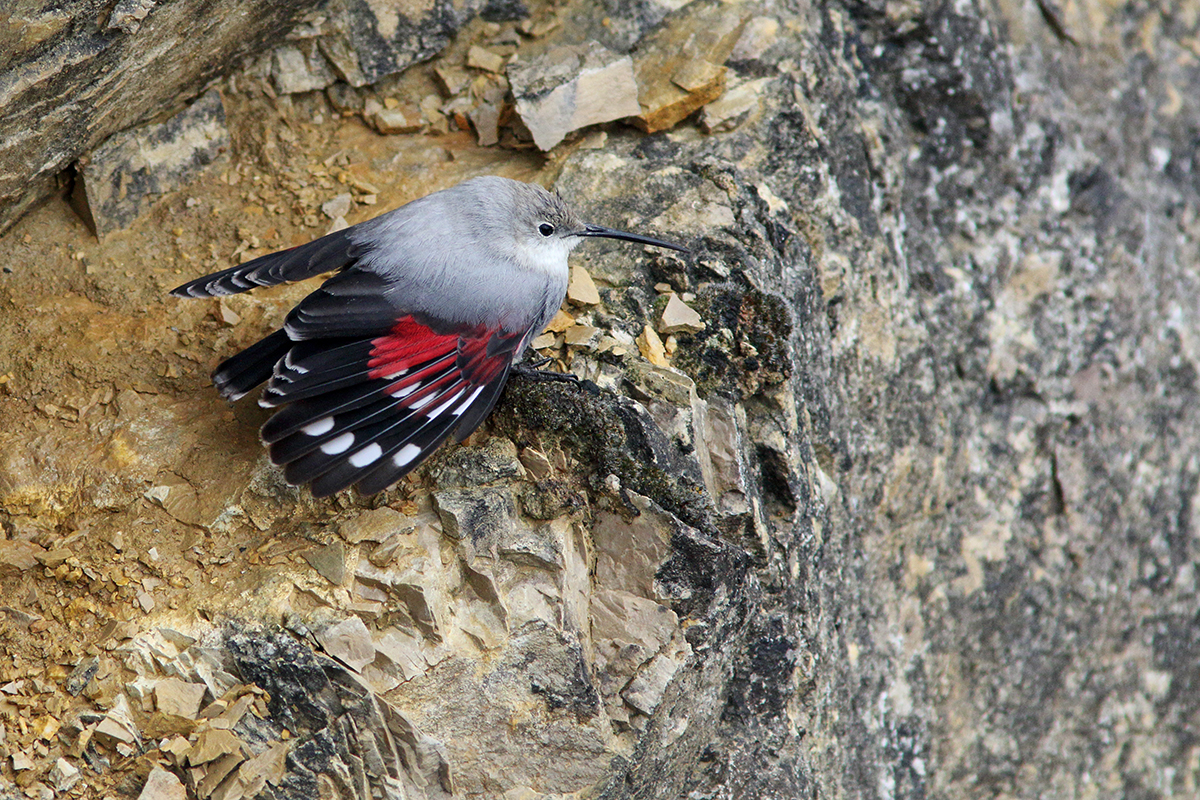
[169, 228, 361, 298]
[257, 309, 531, 498]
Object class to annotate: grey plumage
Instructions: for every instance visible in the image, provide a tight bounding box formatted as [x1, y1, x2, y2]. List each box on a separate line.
[172, 176, 686, 497]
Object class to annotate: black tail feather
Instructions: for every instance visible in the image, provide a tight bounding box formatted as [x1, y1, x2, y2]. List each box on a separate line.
[212, 329, 292, 401]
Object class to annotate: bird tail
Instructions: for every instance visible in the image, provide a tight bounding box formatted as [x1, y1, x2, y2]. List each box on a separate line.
[212, 329, 292, 402]
[170, 229, 359, 298]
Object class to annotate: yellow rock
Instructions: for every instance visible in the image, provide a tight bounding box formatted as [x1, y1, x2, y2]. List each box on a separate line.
[637, 325, 670, 368]
[567, 265, 601, 305]
[546, 308, 575, 332]
[631, 4, 750, 133]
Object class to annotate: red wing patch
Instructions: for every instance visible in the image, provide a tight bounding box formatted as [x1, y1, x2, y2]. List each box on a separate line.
[367, 316, 460, 379]
[261, 314, 529, 497]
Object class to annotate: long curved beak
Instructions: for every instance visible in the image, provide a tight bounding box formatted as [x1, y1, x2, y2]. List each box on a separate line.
[577, 223, 689, 252]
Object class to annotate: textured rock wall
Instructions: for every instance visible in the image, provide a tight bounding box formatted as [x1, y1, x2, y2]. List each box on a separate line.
[1, 0, 1199, 797]
[0, 0, 491, 238]
[0, 0, 319, 236]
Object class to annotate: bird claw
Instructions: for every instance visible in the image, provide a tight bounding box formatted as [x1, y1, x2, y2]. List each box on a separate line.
[512, 361, 580, 384]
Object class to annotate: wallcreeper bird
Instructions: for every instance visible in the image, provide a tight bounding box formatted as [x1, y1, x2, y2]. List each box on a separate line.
[172, 176, 686, 497]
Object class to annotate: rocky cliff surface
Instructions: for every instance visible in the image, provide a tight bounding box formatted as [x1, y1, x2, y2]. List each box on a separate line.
[1, 0, 1198, 797]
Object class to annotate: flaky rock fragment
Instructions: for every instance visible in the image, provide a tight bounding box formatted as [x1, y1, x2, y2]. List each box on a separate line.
[271, 40, 336, 94]
[638, 324, 670, 368]
[303, 539, 347, 585]
[700, 77, 770, 133]
[546, 308, 575, 332]
[565, 325, 602, 348]
[631, 4, 750, 133]
[467, 45, 505, 73]
[660, 293, 706, 334]
[95, 695, 140, 745]
[567, 264, 601, 305]
[366, 101, 423, 134]
[154, 678, 206, 720]
[49, 758, 81, 792]
[316, 616, 376, 672]
[187, 728, 245, 766]
[137, 767, 186, 800]
[470, 102, 503, 146]
[508, 43, 641, 150]
[0, 539, 44, 574]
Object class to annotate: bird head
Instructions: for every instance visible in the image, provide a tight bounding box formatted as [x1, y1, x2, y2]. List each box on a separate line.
[462, 177, 687, 275]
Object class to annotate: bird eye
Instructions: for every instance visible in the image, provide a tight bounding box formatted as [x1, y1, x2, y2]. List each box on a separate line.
[538, 223, 555, 237]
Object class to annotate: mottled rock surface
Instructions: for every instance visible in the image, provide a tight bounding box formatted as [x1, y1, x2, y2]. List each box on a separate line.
[0, 0, 490, 238]
[2, 0, 1200, 798]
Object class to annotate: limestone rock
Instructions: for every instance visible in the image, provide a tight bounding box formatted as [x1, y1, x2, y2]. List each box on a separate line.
[154, 678, 207, 719]
[567, 264, 601, 305]
[367, 102, 423, 134]
[303, 539, 347, 585]
[49, 757, 81, 791]
[271, 40, 336, 93]
[637, 324, 669, 368]
[316, 617, 376, 672]
[631, 3, 750, 133]
[0, 539, 44, 574]
[71, 89, 229, 238]
[659, 293, 705, 334]
[466, 45, 506, 74]
[3, 0, 1200, 798]
[0, 1, 321, 237]
[508, 43, 641, 150]
[699, 76, 770, 133]
[187, 728, 244, 766]
[137, 767, 186, 800]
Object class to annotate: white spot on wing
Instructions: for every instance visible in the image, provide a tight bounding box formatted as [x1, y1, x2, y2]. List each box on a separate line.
[393, 443, 422, 467]
[409, 392, 436, 410]
[320, 432, 355, 454]
[427, 389, 465, 420]
[454, 386, 486, 415]
[302, 416, 335, 436]
[379, 365, 408, 380]
[390, 381, 420, 398]
[349, 443, 382, 467]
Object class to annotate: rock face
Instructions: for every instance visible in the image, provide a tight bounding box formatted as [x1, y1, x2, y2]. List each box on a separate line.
[2, 0, 1200, 798]
[0, 0, 489, 238]
[0, 0, 319, 237]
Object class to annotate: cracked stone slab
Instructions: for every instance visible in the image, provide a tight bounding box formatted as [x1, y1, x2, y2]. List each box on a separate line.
[72, 89, 229, 238]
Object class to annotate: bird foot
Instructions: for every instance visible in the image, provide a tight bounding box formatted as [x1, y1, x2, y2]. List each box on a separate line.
[512, 360, 580, 384]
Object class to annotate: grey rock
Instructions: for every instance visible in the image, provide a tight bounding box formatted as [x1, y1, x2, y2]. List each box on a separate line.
[72, 89, 229, 238]
[433, 486, 517, 545]
[226, 625, 452, 799]
[508, 42, 641, 150]
[272, 39, 338, 94]
[316, 0, 488, 88]
[153, 677, 207, 719]
[316, 617, 375, 672]
[48, 758, 81, 792]
[0, 0, 497, 237]
[4, 0, 1200, 796]
[136, 767, 186, 800]
[430, 437, 523, 487]
[303, 539, 346, 585]
[65, 656, 99, 696]
[487, 621, 600, 722]
[325, 81, 365, 113]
